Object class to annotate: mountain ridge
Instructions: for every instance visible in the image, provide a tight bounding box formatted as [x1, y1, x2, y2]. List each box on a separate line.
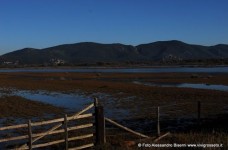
[1, 40, 228, 65]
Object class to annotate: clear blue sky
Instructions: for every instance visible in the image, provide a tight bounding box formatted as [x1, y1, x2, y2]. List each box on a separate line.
[0, 0, 228, 54]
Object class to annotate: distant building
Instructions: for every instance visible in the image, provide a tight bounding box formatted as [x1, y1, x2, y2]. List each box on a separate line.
[50, 58, 65, 65]
[3, 61, 13, 65]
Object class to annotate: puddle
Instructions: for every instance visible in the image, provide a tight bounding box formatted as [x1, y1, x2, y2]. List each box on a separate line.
[0, 88, 130, 120]
[133, 81, 228, 92]
[14, 90, 92, 112]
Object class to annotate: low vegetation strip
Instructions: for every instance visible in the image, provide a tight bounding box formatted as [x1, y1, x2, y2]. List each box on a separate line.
[0, 72, 227, 149]
[0, 96, 64, 118]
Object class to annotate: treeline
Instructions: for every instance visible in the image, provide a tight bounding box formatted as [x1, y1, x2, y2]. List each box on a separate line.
[1, 59, 228, 68]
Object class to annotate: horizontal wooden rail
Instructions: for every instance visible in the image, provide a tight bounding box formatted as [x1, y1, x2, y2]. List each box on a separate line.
[0, 114, 93, 144]
[9, 103, 94, 150]
[31, 118, 63, 127]
[68, 123, 94, 132]
[0, 124, 27, 131]
[31, 113, 93, 127]
[1, 102, 96, 150]
[32, 123, 94, 138]
[32, 124, 62, 145]
[0, 122, 94, 144]
[32, 133, 94, 149]
[68, 113, 93, 121]
[68, 134, 94, 142]
[70, 103, 94, 120]
[0, 134, 28, 143]
[32, 139, 64, 149]
[69, 143, 94, 150]
[0, 103, 94, 131]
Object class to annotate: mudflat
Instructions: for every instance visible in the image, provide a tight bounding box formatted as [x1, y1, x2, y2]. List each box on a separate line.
[0, 96, 64, 118]
[0, 72, 228, 117]
[0, 72, 228, 148]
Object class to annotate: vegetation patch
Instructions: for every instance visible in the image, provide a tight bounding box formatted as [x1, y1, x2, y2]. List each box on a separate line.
[0, 72, 227, 148]
[0, 95, 64, 118]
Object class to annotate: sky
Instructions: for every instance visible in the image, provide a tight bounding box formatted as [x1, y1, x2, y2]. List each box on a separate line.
[0, 0, 228, 55]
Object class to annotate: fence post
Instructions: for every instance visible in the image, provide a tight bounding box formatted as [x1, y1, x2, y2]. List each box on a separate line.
[64, 114, 68, 150]
[28, 120, 32, 150]
[197, 101, 201, 125]
[157, 107, 160, 136]
[94, 98, 106, 146]
[94, 97, 98, 107]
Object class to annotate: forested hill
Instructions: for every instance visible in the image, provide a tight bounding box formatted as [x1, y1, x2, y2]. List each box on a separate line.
[1, 40, 228, 66]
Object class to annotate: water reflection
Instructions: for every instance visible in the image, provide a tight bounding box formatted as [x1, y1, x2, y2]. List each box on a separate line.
[15, 90, 92, 111]
[0, 89, 130, 119]
[0, 66, 228, 73]
[133, 81, 228, 92]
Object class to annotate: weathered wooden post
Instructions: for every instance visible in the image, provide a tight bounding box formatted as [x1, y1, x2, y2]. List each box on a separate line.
[28, 120, 32, 150]
[197, 101, 201, 125]
[157, 107, 160, 136]
[64, 114, 68, 150]
[94, 98, 106, 146]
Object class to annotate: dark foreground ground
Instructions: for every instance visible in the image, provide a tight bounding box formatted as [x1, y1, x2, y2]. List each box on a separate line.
[0, 72, 227, 149]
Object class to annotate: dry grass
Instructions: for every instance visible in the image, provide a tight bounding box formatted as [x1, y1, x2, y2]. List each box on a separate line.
[0, 72, 228, 149]
[1, 72, 228, 123]
[0, 95, 64, 118]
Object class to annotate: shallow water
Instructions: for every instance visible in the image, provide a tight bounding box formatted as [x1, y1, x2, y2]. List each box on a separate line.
[0, 66, 228, 73]
[15, 90, 92, 111]
[133, 81, 228, 92]
[0, 89, 130, 120]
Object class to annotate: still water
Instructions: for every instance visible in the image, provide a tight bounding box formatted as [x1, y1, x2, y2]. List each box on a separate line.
[15, 90, 92, 111]
[0, 89, 130, 119]
[133, 81, 228, 92]
[0, 66, 228, 73]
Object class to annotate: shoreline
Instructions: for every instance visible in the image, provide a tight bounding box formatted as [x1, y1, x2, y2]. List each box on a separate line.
[0, 66, 228, 74]
[0, 64, 228, 70]
[0, 72, 227, 148]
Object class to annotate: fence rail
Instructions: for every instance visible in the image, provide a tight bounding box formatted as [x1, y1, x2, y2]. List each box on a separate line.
[1, 98, 210, 149]
[0, 113, 94, 142]
[0, 101, 99, 150]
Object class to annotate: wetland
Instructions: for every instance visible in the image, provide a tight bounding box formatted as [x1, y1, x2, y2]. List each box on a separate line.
[0, 67, 228, 148]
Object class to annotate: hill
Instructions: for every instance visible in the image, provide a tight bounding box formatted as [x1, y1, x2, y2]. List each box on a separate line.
[1, 40, 228, 66]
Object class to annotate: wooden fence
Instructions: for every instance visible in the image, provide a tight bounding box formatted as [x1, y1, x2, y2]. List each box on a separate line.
[155, 101, 203, 136]
[1, 97, 191, 149]
[0, 98, 106, 150]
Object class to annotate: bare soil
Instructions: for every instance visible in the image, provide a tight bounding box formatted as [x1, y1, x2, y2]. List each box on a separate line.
[0, 96, 64, 118]
[1, 72, 228, 113]
[0, 72, 227, 149]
